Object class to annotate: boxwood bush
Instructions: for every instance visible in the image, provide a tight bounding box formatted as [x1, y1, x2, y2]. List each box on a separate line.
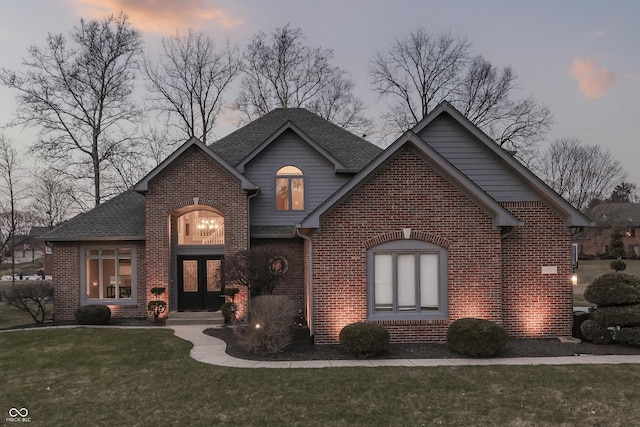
[590, 305, 640, 327]
[616, 327, 640, 346]
[339, 322, 390, 358]
[75, 305, 111, 325]
[447, 318, 508, 357]
[583, 273, 640, 307]
[580, 319, 615, 344]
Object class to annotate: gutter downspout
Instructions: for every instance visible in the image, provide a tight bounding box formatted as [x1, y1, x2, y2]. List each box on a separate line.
[296, 225, 314, 343]
[246, 187, 261, 250]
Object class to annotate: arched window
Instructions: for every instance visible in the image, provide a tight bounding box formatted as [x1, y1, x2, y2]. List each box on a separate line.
[177, 210, 224, 245]
[275, 166, 304, 211]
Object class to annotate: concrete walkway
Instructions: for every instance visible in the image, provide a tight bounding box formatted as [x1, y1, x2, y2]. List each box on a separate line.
[169, 325, 640, 368]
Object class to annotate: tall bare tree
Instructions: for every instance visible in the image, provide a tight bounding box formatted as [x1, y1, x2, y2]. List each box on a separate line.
[0, 13, 143, 207]
[29, 168, 75, 228]
[144, 29, 241, 145]
[0, 135, 25, 282]
[369, 29, 552, 159]
[235, 25, 372, 135]
[536, 137, 626, 210]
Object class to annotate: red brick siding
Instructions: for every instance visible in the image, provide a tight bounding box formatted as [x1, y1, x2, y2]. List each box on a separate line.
[311, 147, 503, 344]
[145, 146, 248, 315]
[52, 241, 147, 321]
[250, 238, 305, 314]
[501, 202, 573, 337]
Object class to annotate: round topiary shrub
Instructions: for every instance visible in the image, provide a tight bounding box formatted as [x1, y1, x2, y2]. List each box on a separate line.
[610, 259, 627, 272]
[447, 318, 508, 357]
[74, 304, 111, 325]
[339, 322, 390, 358]
[580, 319, 614, 344]
[616, 327, 640, 346]
[583, 273, 640, 307]
[590, 304, 640, 327]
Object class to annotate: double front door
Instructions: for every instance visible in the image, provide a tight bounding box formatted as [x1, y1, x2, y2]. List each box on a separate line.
[177, 256, 224, 311]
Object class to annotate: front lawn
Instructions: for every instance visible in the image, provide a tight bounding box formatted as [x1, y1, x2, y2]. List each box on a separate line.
[1, 328, 640, 426]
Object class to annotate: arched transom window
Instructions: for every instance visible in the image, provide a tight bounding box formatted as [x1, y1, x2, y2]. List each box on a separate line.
[276, 166, 304, 211]
[178, 210, 224, 245]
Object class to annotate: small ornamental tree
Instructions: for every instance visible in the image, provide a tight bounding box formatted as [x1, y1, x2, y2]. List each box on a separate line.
[2, 282, 54, 324]
[224, 247, 287, 298]
[609, 229, 625, 259]
[147, 287, 167, 321]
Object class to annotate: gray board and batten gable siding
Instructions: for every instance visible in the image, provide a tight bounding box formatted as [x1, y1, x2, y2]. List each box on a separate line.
[209, 108, 383, 235]
[416, 113, 541, 203]
[242, 129, 355, 228]
[209, 108, 382, 171]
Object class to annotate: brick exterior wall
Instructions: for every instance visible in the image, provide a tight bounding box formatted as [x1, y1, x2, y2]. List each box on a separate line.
[52, 241, 146, 321]
[309, 147, 573, 344]
[310, 147, 503, 344]
[144, 145, 249, 315]
[251, 238, 305, 314]
[501, 202, 573, 338]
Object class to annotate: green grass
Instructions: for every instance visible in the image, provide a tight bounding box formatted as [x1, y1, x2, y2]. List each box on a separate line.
[573, 260, 640, 307]
[1, 328, 640, 426]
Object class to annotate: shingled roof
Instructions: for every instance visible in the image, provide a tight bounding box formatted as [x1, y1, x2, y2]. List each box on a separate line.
[41, 190, 145, 241]
[210, 108, 382, 170]
[584, 202, 640, 227]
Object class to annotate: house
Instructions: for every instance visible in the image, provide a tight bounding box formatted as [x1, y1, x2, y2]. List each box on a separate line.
[8, 226, 51, 265]
[574, 202, 640, 258]
[42, 102, 590, 344]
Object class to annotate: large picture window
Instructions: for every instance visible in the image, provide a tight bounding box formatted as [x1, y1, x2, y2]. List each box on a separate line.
[275, 166, 304, 211]
[368, 240, 447, 320]
[177, 210, 224, 245]
[83, 246, 136, 303]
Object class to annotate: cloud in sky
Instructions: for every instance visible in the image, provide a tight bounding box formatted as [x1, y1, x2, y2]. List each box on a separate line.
[570, 59, 616, 99]
[75, 0, 241, 33]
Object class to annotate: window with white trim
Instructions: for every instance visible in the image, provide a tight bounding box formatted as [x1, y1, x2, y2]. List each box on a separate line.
[82, 246, 136, 303]
[368, 240, 447, 320]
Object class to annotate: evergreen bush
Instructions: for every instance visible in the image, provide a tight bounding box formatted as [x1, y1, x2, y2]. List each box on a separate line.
[590, 305, 640, 327]
[74, 305, 111, 325]
[339, 322, 390, 358]
[447, 318, 508, 357]
[583, 273, 640, 307]
[580, 319, 615, 344]
[616, 327, 640, 346]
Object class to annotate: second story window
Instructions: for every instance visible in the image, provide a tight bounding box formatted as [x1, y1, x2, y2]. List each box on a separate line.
[276, 166, 304, 211]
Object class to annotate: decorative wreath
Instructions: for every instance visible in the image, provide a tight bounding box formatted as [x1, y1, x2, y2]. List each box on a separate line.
[269, 256, 288, 275]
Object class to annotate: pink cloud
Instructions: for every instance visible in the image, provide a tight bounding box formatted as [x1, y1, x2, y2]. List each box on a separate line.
[75, 0, 242, 33]
[570, 59, 616, 99]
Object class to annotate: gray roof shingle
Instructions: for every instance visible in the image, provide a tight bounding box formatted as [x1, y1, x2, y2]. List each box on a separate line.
[584, 202, 640, 227]
[210, 108, 382, 170]
[41, 190, 145, 241]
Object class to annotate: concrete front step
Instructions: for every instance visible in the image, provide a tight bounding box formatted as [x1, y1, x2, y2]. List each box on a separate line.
[166, 311, 224, 327]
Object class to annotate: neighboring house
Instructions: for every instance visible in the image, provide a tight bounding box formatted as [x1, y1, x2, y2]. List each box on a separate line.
[42, 102, 589, 343]
[9, 227, 51, 264]
[575, 202, 640, 258]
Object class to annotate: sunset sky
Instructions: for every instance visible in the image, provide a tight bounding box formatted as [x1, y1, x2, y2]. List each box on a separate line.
[1, 0, 639, 186]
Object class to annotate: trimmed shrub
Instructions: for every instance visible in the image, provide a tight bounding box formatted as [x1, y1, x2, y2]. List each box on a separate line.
[583, 273, 640, 307]
[339, 322, 390, 358]
[221, 302, 237, 324]
[234, 295, 297, 353]
[616, 327, 640, 346]
[447, 318, 508, 357]
[75, 305, 111, 325]
[590, 304, 640, 327]
[610, 259, 627, 272]
[580, 319, 614, 344]
[572, 311, 589, 340]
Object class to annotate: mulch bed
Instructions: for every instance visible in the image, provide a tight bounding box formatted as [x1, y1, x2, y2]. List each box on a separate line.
[204, 325, 640, 361]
